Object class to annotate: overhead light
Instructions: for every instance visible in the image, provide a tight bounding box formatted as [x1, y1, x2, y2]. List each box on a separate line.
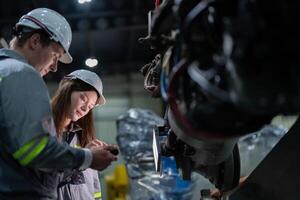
[78, 0, 92, 4]
[85, 58, 98, 68]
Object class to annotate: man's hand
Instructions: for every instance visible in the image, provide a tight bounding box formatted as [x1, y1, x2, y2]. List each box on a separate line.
[90, 145, 118, 171]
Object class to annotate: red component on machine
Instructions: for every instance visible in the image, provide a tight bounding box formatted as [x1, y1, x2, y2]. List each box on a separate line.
[155, 0, 160, 9]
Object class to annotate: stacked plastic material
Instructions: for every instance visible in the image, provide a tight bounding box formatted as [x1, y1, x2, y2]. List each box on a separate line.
[131, 157, 194, 200]
[238, 124, 287, 176]
[116, 108, 164, 178]
[116, 108, 195, 200]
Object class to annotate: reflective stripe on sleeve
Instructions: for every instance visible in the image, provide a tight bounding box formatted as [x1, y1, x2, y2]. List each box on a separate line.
[13, 136, 49, 166]
[94, 191, 101, 199]
[72, 144, 81, 148]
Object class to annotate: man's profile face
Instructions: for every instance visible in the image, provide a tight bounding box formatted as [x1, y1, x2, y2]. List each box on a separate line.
[28, 33, 64, 77]
[37, 42, 64, 76]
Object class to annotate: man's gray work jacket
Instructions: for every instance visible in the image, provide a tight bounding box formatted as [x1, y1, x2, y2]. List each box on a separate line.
[0, 48, 91, 200]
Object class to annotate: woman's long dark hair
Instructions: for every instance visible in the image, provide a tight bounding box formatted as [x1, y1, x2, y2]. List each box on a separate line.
[51, 79, 99, 147]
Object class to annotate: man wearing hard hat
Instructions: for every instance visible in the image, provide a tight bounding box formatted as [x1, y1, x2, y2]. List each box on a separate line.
[0, 8, 117, 199]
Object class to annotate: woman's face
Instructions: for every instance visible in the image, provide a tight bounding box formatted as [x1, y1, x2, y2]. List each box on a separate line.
[67, 90, 98, 122]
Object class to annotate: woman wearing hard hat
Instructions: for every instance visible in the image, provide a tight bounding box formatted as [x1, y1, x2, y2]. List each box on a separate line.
[52, 69, 111, 200]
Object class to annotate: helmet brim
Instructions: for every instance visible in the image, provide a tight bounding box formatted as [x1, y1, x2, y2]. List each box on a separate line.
[97, 94, 106, 106]
[59, 51, 73, 64]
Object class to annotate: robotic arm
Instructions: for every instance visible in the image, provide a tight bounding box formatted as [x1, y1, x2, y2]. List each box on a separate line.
[140, 0, 300, 194]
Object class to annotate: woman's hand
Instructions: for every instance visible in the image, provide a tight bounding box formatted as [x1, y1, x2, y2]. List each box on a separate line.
[86, 139, 108, 150]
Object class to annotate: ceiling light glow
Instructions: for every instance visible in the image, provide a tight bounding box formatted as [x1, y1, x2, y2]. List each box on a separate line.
[78, 0, 92, 4]
[85, 58, 98, 68]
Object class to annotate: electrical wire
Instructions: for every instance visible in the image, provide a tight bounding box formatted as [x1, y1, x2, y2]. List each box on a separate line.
[160, 47, 174, 102]
[160, 66, 169, 102]
[182, 0, 214, 33]
[187, 64, 231, 103]
[167, 59, 224, 139]
[182, 0, 214, 51]
[155, 0, 160, 9]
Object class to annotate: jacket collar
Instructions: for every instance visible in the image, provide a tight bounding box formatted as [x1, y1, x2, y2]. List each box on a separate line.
[68, 122, 82, 133]
[0, 48, 28, 63]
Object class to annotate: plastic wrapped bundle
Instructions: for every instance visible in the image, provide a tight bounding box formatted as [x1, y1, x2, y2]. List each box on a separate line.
[238, 124, 287, 175]
[116, 108, 164, 178]
[129, 157, 195, 200]
[116, 109, 195, 199]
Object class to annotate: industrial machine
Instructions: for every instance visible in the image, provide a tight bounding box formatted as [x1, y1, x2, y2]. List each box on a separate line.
[139, 0, 300, 198]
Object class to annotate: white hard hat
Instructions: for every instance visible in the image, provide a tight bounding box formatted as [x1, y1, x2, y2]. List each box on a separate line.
[64, 70, 106, 106]
[16, 8, 72, 64]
